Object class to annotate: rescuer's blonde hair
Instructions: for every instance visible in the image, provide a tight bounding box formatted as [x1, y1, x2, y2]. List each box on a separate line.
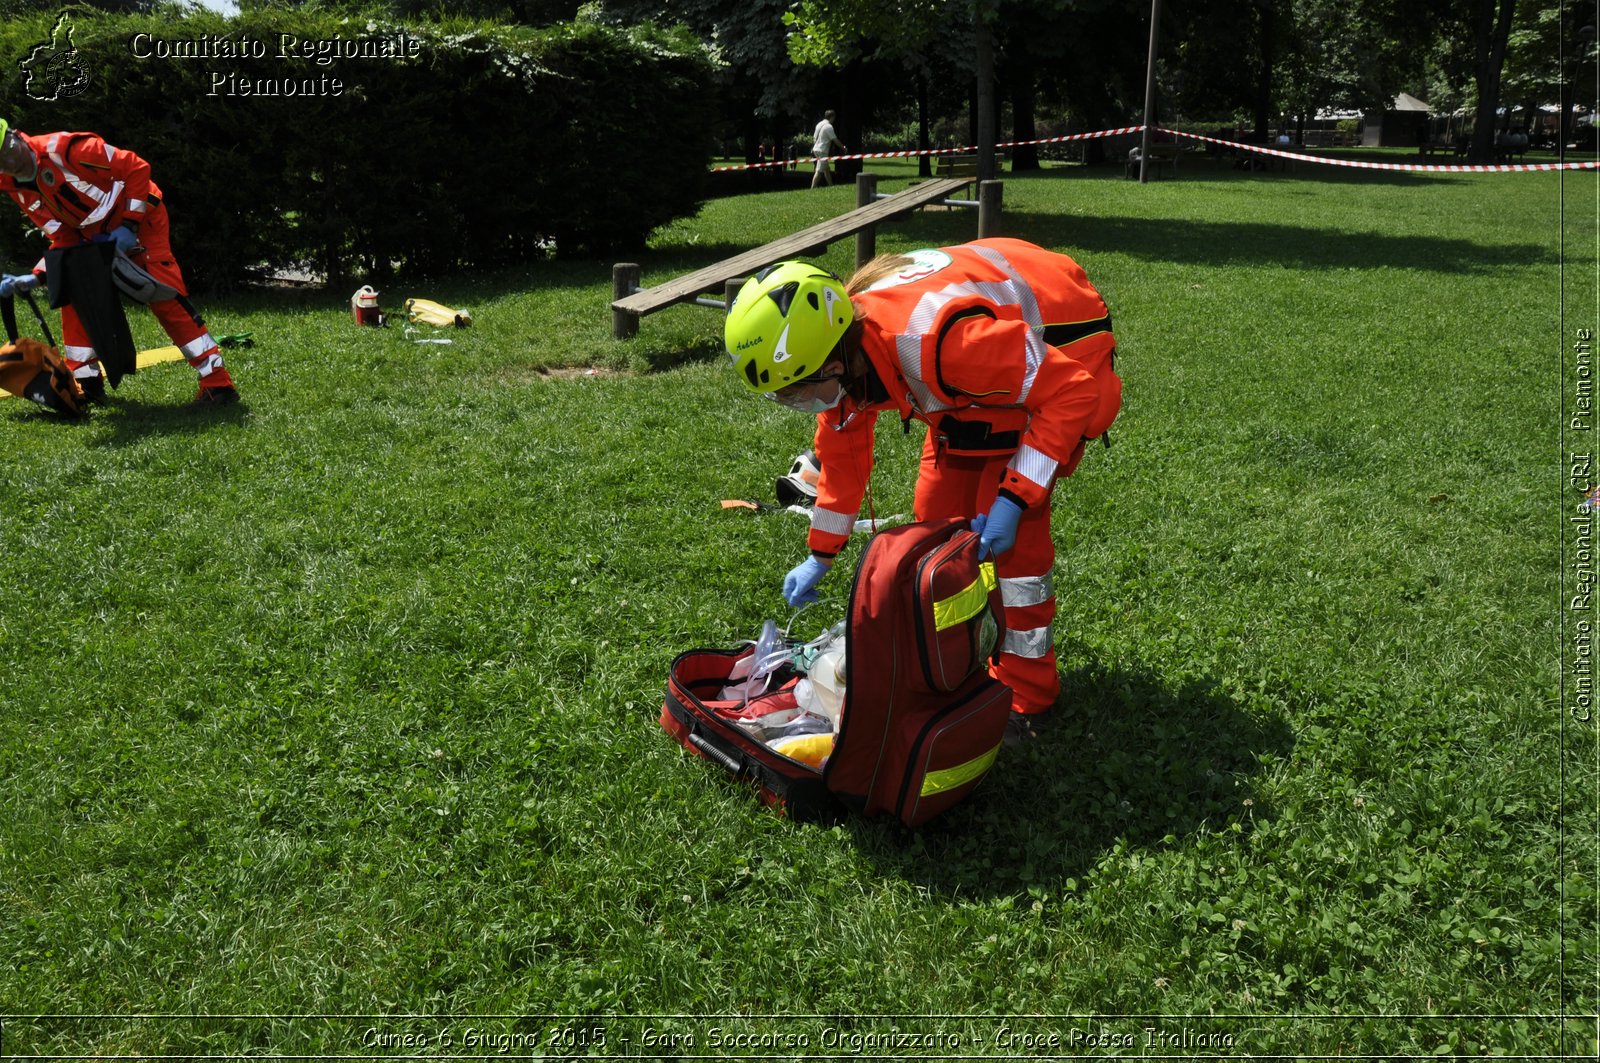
[846, 253, 915, 295]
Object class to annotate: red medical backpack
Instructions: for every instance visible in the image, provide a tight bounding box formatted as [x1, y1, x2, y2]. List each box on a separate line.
[660, 518, 1013, 828]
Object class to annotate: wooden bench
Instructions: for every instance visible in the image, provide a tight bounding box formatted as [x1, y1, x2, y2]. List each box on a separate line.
[934, 153, 979, 179]
[611, 174, 1001, 339]
[1125, 142, 1183, 179]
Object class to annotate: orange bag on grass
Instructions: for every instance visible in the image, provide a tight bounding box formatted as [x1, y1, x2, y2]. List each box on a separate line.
[0, 291, 84, 417]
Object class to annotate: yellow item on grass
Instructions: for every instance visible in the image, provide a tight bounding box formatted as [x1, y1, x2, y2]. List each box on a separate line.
[405, 298, 471, 328]
[770, 732, 834, 769]
[137, 345, 184, 366]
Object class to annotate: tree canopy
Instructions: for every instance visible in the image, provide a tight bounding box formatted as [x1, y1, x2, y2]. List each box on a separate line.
[23, 0, 1577, 167]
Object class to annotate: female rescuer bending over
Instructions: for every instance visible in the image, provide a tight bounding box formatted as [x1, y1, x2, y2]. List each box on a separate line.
[723, 239, 1121, 743]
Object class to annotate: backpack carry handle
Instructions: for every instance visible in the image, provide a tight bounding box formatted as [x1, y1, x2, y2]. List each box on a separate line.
[1, 290, 55, 348]
[688, 730, 748, 777]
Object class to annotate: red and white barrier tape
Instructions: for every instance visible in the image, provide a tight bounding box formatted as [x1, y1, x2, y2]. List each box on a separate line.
[1157, 127, 1600, 173]
[713, 124, 1600, 174]
[711, 126, 1143, 172]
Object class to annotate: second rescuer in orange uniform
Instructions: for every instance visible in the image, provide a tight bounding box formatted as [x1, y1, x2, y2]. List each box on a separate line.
[0, 119, 238, 404]
[724, 238, 1121, 741]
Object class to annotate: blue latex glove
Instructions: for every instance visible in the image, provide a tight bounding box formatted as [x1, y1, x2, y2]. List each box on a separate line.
[0, 273, 39, 298]
[782, 556, 832, 607]
[973, 496, 1024, 560]
[110, 224, 141, 254]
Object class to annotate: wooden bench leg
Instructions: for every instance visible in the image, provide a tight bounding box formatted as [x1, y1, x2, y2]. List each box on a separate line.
[612, 262, 640, 339]
[855, 173, 878, 269]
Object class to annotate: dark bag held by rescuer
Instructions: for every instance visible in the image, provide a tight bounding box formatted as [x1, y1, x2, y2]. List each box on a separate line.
[660, 518, 1012, 828]
[0, 290, 85, 416]
[44, 242, 137, 386]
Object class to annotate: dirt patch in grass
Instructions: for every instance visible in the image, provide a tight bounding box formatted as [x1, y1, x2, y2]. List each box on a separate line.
[496, 364, 633, 385]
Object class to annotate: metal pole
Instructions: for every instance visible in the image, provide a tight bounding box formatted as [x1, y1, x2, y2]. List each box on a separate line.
[977, 180, 1003, 238]
[1138, 0, 1163, 184]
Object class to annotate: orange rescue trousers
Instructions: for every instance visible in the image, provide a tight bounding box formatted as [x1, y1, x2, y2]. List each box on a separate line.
[55, 204, 232, 391]
[913, 437, 1071, 716]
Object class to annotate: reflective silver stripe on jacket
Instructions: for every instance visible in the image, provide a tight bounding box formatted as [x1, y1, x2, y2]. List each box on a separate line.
[970, 243, 1044, 326]
[45, 135, 124, 228]
[889, 246, 1054, 414]
[895, 332, 942, 413]
[1006, 443, 1058, 490]
[23, 193, 61, 236]
[1000, 571, 1055, 609]
[968, 244, 1052, 404]
[1002, 624, 1053, 659]
[809, 505, 856, 538]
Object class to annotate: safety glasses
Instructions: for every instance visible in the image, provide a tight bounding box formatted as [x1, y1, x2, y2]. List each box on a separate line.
[766, 371, 844, 413]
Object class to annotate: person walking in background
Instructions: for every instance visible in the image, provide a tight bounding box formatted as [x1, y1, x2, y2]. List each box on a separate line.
[810, 109, 845, 189]
[0, 117, 239, 406]
[722, 239, 1122, 745]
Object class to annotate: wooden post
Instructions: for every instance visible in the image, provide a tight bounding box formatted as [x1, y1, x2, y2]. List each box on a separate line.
[855, 173, 879, 270]
[977, 180, 1003, 238]
[612, 262, 640, 339]
[724, 277, 743, 312]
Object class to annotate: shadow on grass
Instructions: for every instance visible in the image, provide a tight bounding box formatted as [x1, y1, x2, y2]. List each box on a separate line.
[1001, 208, 1556, 274]
[221, 261, 620, 309]
[83, 394, 250, 449]
[846, 658, 1295, 899]
[2, 402, 90, 427]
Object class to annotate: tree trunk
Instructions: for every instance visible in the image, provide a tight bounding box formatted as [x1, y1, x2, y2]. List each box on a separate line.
[1011, 55, 1038, 171]
[1468, 0, 1517, 163]
[976, 10, 997, 180]
[838, 59, 866, 182]
[918, 70, 933, 177]
[741, 105, 761, 165]
[1253, 2, 1276, 138]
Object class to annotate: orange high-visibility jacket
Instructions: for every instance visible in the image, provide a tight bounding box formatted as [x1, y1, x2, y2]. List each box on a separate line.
[0, 131, 159, 252]
[807, 239, 1120, 558]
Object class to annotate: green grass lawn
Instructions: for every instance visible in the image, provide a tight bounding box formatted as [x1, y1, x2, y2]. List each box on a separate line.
[1, 154, 1595, 1058]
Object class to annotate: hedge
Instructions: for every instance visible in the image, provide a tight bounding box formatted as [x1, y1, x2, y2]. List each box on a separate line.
[0, 8, 716, 289]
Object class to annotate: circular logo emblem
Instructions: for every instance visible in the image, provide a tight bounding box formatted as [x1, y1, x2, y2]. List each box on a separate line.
[864, 248, 953, 292]
[40, 169, 56, 187]
[46, 51, 91, 100]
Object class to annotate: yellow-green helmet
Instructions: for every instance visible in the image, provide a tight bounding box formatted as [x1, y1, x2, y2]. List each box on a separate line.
[725, 261, 853, 394]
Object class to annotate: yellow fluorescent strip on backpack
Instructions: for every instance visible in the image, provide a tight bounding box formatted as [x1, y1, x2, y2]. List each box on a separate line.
[932, 561, 997, 631]
[920, 743, 1000, 796]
